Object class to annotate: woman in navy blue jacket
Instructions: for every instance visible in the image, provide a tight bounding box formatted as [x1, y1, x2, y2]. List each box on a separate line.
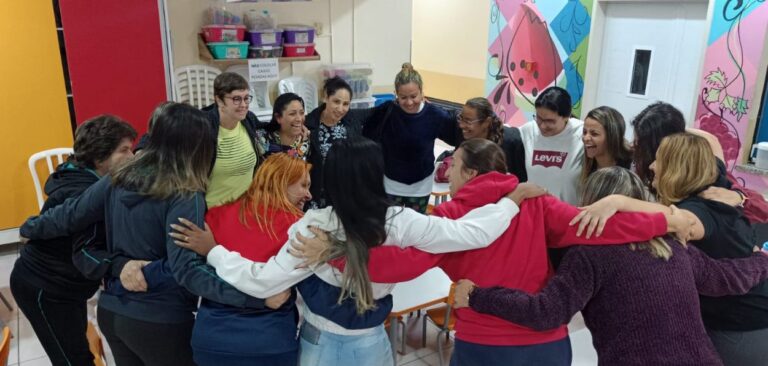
[362, 63, 461, 213]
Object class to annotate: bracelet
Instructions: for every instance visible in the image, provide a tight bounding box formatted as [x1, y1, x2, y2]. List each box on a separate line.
[735, 190, 746, 208]
[466, 284, 477, 303]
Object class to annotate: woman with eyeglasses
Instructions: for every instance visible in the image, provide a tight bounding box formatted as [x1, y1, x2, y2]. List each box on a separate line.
[362, 63, 461, 214]
[444, 97, 526, 182]
[202, 72, 269, 208]
[519, 87, 584, 205]
[254, 93, 310, 160]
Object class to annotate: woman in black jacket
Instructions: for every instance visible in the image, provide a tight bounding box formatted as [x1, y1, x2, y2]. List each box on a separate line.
[11, 115, 137, 366]
[304, 77, 374, 209]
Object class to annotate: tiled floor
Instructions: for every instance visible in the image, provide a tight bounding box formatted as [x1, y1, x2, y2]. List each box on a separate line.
[0, 243, 598, 366]
[391, 311, 598, 366]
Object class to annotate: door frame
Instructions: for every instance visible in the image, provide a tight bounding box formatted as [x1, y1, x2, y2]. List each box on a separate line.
[580, 0, 713, 123]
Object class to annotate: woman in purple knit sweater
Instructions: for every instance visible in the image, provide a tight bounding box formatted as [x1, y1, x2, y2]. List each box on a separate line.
[454, 166, 768, 366]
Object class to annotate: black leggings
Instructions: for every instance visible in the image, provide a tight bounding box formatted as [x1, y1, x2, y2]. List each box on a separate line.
[97, 307, 195, 366]
[9, 267, 95, 366]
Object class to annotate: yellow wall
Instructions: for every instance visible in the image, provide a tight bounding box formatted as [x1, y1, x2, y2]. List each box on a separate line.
[420, 70, 485, 104]
[412, 0, 490, 102]
[0, 2, 73, 229]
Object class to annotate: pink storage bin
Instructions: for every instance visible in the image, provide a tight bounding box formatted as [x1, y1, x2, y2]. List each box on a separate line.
[202, 25, 246, 42]
[283, 43, 315, 57]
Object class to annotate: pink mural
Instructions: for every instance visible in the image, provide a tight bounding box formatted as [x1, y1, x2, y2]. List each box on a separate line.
[694, 0, 768, 192]
[486, 0, 592, 126]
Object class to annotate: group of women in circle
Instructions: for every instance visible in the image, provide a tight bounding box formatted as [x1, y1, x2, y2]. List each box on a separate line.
[14, 61, 768, 366]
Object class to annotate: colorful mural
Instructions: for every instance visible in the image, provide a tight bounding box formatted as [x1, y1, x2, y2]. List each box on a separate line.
[694, 0, 768, 191]
[485, 0, 593, 127]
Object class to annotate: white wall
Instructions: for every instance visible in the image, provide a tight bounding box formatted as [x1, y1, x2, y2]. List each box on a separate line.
[353, 0, 413, 88]
[166, 0, 412, 95]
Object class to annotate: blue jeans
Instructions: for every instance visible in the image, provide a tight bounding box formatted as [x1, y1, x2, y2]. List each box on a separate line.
[450, 337, 572, 366]
[194, 349, 297, 366]
[299, 321, 393, 366]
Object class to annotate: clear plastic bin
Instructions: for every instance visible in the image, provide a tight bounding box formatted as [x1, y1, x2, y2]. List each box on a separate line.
[248, 45, 283, 59]
[349, 97, 376, 109]
[322, 63, 374, 99]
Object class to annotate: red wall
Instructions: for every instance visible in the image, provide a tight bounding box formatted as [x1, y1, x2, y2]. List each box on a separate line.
[60, 0, 168, 136]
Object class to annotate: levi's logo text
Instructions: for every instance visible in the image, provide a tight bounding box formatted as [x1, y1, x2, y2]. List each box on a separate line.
[532, 150, 568, 168]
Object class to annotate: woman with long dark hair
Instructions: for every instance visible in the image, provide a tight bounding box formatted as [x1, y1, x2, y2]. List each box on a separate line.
[20, 103, 285, 366]
[304, 77, 373, 209]
[580, 106, 632, 184]
[176, 137, 522, 366]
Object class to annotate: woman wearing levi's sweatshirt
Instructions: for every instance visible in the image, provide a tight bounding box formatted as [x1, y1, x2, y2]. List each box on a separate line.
[519, 87, 584, 205]
[454, 166, 768, 366]
[293, 138, 691, 366]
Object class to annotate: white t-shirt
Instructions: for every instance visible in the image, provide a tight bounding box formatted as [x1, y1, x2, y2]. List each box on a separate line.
[519, 118, 584, 205]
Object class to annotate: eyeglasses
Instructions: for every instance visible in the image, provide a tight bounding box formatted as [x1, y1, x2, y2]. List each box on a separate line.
[457, 115, 483, 125]
[225, 95, 254, 106]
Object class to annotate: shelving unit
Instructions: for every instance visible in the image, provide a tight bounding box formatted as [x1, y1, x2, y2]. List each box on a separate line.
[198, 34, 319, 69]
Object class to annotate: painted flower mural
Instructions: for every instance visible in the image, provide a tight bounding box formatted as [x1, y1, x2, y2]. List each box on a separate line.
[694, 0, 768, 190]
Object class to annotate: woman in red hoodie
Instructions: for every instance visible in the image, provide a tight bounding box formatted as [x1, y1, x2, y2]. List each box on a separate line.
[294, 138, 692, 365]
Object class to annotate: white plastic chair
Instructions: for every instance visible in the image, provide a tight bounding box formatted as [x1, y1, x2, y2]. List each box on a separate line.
[173, 65, 222, 109]
[225, 65, 272, 116]
[28, 148, 74, 210]
[278, 77, 318, 114]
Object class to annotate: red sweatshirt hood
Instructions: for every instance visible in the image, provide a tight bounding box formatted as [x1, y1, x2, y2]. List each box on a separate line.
[451, 171, 519, 209]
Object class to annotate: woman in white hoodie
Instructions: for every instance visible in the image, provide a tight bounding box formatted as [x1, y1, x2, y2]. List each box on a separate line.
[173, 138, 535, 366]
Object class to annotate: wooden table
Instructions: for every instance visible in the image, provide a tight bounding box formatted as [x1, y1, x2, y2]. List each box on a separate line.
[387, 268, 453, 364]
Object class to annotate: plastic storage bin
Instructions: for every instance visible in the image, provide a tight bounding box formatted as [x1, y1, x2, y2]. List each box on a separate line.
[282, 25, 315, 44]
[349, 97, 376, 110]
[283, 43, 315, 57]
[202, 25, 246, 42]
[322, 63, 374, 99]
[248, 46, 283, 59]
[247, 29, 283, 47]
[206, 7, 241, 25]
[207, 42, 249, 59]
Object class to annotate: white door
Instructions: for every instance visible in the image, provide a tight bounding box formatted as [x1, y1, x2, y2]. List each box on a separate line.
[594, 1, 708, 141]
